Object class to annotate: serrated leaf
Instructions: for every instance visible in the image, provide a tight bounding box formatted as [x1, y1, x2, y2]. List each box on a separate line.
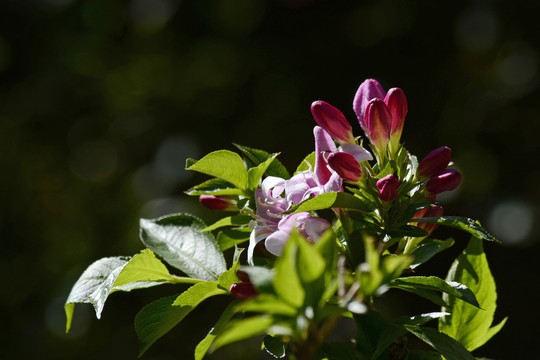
[233, 143, 290, 179]
[195, 301, 237, 360]
[201, 215, 252, 232]
[210, 315, 274, 352]
[439, 236, 505, 351]
[247, 153, 280, 190]
[403, 325, 475, 360]
[135, 281, 227, 355]
[390, 276, 479, 308]
[217, 248, 244, 290]
[295, 152, 316, 174]
[410, 238, 454, 269]
[286, 192, 371, 214]
[185, 178, 244, 196]
[217, 228, 251, 251]
[186, 150, 248, 190]
[413, 216, 499, 243]
[65, 256, 129, 329]
[140, 214, 227, 281]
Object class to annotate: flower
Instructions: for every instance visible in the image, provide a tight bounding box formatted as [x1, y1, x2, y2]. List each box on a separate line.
[311, 101, 355, 144]
[198, 195, 237, 211]
[376, 174, 400, 202]
[264, 212, 330, 256]
[365, 99, 392, 152]
[411, 205, 444, 235]
[425, 168, 462, 194]
[229, 282, 258, 301]
[417, 146, 452, 180]
[385, 87, 408, 149]
[353, 79, 386, 132]
[327, 151, 363, 182]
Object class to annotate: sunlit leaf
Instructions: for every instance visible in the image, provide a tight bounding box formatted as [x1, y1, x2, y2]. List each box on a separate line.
[186, 150, 248, 190]
[413, 216, 499, 243]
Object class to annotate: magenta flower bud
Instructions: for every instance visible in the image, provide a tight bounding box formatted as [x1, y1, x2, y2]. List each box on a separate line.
[417, 147, 452, 180]
[199, 195, 236, 211]
[353, 79, 386, 131]
[311, 101, 355, 144]
[411, 205, 444, 235]
[425, 169, 461, 194]
[376, 174, 400, 202]
[229, 282, 258, 301]
[365, 99, 391, 151]
[327, 152, 363, 182]
[384, 88, 408, 139]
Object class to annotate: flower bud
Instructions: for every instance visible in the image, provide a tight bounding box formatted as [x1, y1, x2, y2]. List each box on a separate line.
[311, 101, 355, 144]
[384, 88, 408, 144]
[353, 79, 386, 131]
[327, 152, 363, 182]
[425, 169, 461, 194]
[417, 146, 452, 180]
[365, 99, 391, 151]
[229, 282, 258, 301]
[411, 205, 444, 235]
[199, 195, 236, 211]
[376, 174, 400, 202]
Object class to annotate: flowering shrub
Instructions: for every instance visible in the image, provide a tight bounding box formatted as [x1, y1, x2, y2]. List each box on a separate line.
[65, 79, 506, 360]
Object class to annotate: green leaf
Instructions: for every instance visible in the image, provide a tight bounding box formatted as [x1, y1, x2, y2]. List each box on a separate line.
[273, 234, 305, 308]
[390, 276, 479, 308]
[403, 325, 475, 360]
[295, 151, 316, 174]
[194, 301, 237, 360]
[202, 215, 252, 232]
[235, 294, 297, 316]
[413, 216, 499, 243]
[439, 236, 506, 351]
[233, 143, 291, 179]
[186, 150, 248, 190]
[240, 266, 275, 294]
[247, 153, 279, 190]
[317, 342, 358, 360]
[410, 238, 454, 269]
[389, 225, 428, 238]
[65, 256, 130, 328]
[217, 248, 243, 291]
[135, 281, 227, 356]
[210, 315, 274, 352]
[140, 214, 227, 281]
[287, 192, 372, 214]
[263, 334, 286, 358]
[217, 228, 251, 251]
[185, 178, 244, 196]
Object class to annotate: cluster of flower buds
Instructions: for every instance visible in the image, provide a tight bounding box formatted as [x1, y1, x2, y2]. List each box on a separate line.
[353, 79, 408, 158]
[229, 270, 258, 301]
[417, 146, 461, 195]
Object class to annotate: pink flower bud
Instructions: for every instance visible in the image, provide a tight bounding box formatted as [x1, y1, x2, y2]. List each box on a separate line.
[199, 195, 236, 211]
[425, 169, 461, 194]
[353, 79, 386, 131]
[376, 174, 400, 202]
[417, 146, 452, 180]
[411, 205, 444, 235]
[327, 152, 363, 182]
[229, 282, 258, 301]
[311, 101, 354, 144]
[384, 88, 407, 139]
[365, 99, 391, 151]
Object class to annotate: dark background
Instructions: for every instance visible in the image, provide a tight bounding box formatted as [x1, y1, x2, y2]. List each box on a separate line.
[2, 0, 539, 359]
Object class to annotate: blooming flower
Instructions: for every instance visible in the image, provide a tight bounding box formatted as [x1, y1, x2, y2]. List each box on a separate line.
[376, 174, 400, 202]
[264, 212, 330, 256]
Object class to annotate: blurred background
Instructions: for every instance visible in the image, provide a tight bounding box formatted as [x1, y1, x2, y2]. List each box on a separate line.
[1, 0, 539, 359]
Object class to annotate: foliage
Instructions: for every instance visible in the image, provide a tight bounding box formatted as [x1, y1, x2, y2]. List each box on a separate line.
[65, 79, 505, 359]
